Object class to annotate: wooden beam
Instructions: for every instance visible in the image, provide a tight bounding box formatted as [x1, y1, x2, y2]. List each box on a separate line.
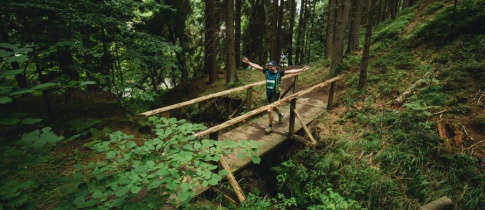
[327, 82, 336, 110]
[289, 98, 297, 135]
[219, 157, 246, 202]
[211, 185, 240, 204]
[195, 75, 343, 137]
[246, 87, 253, 111]
[290, 134, 312, 146]
[293, 109, 317, 145]
[140, 74, 300, 116]
[420, 196, 453, 210]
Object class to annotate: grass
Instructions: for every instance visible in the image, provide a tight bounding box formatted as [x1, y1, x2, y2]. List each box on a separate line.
[264, 1, 485, 209]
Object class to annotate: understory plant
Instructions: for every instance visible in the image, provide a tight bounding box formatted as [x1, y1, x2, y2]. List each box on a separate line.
[56, 117, 261, 209]
[272, 95, 485, 209]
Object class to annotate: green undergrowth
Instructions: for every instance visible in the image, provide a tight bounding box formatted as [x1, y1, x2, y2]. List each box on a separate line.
[264, 1, 485, 210]
[0, 117, 262, 209]
[273, 97, 484, 209]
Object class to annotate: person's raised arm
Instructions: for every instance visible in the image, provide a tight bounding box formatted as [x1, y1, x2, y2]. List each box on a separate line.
[284, 65, 310, 74]
[242, 56, 263, 70]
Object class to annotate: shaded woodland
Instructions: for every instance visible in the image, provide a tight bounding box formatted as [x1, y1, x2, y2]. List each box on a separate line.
[1, 0, 485, 209]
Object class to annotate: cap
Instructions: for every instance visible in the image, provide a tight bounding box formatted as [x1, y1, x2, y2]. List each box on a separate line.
[268, 61, 277, 66]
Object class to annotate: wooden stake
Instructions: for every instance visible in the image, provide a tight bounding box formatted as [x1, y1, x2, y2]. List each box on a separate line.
[290, 134, 312, 146]
[293, 109, 317, 145]
[219, 157, 246, 203]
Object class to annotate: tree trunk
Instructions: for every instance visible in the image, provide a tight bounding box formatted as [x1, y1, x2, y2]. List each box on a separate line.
[1, 18, 28, 88]
[300, 0, 311, 63]
[402, 0, 410, 8]
[80, 24, 100, 90]
[235, 0, 242, 68]
[270, 0, 279, 62]
[325, 0, 337, 59]
[243, 0, 266, 65]
[306, 0, 317, 63]
[358, 0, 376, 89]
[205, 0, 218, 84]
[330, 0, 351, 77]
[277, 0, 284, 64]
[288, 0, 296, 65]
[225, 0, 237, 84]
[57, 47, 79, 80]
[346, 0, 364, 54]
[33, 48, 54, 121]
[295, 0, 306, 64]
[100, 25, 113, 88]
[389, 0, 398, 19]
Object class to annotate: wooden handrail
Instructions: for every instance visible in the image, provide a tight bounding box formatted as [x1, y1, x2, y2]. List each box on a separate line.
[194, 75, 344, 137]
[139, 73, 301, 116]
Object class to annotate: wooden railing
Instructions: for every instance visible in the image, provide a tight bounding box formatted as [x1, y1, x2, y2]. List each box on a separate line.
[140, 73, 343, 140]
[140, 73, 300, 117]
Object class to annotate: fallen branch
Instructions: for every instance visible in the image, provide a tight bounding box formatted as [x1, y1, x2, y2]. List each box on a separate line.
[464, 140, 485, 151]
[420, 196, 453, 210]
[293, 109, 317, 145]
[392, 71, 433, 109]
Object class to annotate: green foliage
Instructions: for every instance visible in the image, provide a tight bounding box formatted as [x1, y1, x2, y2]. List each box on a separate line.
[239, 192, 298, 210]
[371, 50, 417, 71]
[240, 193, 272, 210]
[0, 180, 36, 209]
[272, 156, 364, 209]
[0, 127, 65, 209]
[412, 2, 485, 47]
[58, 117, 261, 209]
[472, 114, 485, 129]
[373, 9, 415, 43]
[422, 2, 445, 16]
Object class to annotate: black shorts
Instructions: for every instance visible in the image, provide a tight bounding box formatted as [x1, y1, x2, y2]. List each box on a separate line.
[266, 91, 280, 104]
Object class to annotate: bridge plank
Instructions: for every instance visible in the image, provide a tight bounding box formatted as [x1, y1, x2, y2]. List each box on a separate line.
[219, 97, 326, 172]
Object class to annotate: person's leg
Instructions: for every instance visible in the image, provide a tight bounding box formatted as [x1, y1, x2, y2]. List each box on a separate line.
[268, 107, 274, 127]
[274, 107, 281, 116]
[266, 92, 275, 132]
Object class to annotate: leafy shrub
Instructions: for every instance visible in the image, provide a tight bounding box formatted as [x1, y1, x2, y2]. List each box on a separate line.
[0, 127, 65, 209]
[56, 117, 261, 209]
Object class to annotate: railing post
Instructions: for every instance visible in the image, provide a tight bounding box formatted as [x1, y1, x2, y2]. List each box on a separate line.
[289, 98, 297, 136]
[246, 87, 253, 111]
[327, 82, 336, 110]
[209, 131, 219, 140]
[288, 76, 298, 136]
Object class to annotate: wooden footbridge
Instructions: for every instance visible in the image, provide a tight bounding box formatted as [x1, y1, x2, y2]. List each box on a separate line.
[140, 73, 343, 205]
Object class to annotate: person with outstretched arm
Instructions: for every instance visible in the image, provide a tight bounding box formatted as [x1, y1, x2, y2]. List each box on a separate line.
[242, 56, 310, 133]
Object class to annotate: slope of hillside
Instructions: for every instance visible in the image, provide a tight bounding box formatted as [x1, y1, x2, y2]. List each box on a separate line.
[265, 1, 485, 209]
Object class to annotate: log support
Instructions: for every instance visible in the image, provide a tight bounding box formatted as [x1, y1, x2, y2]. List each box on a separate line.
[219, 157, 246, 203]
[293, 109, 317, 145]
